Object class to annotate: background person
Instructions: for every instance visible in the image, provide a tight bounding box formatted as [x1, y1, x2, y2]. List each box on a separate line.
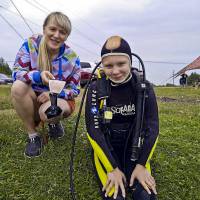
[179, 73, 188, 87]
[11, 11, 81, 158]
[85, 36, 159, 200]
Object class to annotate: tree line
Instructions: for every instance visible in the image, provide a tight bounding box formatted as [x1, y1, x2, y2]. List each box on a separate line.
[187, 72, 200, 86]
[0, 57, 12, 75]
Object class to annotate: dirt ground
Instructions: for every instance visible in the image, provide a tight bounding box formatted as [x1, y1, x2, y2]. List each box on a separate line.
[157, 96, 200, 103]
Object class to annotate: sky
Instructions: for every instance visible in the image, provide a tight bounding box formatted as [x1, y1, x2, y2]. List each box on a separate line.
[0, 0, 200, 85]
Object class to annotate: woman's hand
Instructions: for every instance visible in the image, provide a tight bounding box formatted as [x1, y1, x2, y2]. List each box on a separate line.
[102, 167, 126, 199]
[37, 92, 50, 104]
[129, 164, 157, 195]
[41, 71, 55, 85]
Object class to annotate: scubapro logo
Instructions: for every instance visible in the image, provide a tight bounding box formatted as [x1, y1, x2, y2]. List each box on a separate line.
[111, 104, 135, 116]
[91, 107, 98, 114]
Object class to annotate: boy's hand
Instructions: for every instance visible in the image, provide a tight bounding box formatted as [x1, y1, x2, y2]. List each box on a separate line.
[102, 167, 126, 199]
[129, 164, 157, 195]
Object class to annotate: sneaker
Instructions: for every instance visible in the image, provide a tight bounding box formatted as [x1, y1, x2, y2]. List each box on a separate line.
[24, 136, 43, 158]
[48, 121, 65, 139]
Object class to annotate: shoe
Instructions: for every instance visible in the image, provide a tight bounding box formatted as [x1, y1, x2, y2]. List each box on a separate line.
[48, 121, 65, 139]
[24, 136, 43, 158]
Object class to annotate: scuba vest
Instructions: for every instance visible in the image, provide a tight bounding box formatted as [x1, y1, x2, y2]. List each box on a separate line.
[96, 68, 150, 161]
[86, 68, 158, 198]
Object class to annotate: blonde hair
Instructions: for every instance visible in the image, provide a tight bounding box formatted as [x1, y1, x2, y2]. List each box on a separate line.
[38, 12, 72, 72]
[105, 36, 121, 50]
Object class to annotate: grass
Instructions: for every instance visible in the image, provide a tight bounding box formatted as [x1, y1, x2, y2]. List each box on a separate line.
[155, 86, 200, 100]
[0, 85, 200, 200]
[153, 89, 200, 200]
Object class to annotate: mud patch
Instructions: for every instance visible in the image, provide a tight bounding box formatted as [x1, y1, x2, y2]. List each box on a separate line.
[157, 96, 200, 104]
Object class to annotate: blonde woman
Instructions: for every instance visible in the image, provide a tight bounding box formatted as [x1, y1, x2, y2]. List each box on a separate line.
[11, 12, 81, 158]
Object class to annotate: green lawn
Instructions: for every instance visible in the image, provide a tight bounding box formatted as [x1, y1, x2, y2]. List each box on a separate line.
[0, 85, 200, 200]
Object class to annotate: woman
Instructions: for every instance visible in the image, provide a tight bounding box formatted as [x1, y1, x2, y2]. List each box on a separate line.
[85, 36, 159, 200]
[11, 12, 81, 158]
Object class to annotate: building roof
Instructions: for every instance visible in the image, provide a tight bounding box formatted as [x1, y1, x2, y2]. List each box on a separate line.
[174, 56, 200, 78]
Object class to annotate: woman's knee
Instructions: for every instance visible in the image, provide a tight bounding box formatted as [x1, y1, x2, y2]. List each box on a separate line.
[11, 80, 31, 99]
[57, 98, 74, 118]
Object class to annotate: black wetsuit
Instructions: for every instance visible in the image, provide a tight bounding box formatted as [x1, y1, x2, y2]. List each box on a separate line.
[85, 74, 159, 200]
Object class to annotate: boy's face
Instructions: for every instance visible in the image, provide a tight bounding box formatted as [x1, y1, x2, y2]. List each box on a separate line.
[102, 55, 131, 83]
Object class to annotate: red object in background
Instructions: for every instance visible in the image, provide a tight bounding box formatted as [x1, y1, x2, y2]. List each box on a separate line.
[81, 71, 92, 80]
[80, 62, 96, 87]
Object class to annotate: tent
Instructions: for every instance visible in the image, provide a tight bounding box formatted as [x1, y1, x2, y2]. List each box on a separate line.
[174, 56, 200, 78]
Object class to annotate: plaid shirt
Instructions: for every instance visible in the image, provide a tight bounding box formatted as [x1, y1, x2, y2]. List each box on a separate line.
[12, 34, 81, 100]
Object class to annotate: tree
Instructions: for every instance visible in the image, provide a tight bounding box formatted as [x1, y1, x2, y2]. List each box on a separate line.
[0, 57, 12, 75]
[187, 72, 200, 86]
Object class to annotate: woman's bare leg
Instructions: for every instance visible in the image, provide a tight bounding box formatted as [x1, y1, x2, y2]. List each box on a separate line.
[11, 80, 40, 134]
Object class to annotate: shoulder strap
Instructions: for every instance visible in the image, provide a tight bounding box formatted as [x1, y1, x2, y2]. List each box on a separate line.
[130, 67, 148, 161]
[96, 69, 111, 100]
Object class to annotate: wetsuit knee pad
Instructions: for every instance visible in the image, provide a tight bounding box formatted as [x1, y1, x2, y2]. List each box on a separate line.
[133, 190, 150, 200]
[132, 183, 156, 200]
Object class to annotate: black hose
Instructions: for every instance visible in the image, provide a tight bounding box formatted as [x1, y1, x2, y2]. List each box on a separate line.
[131, 53, 146, 81]
[69, 62, 101, 200]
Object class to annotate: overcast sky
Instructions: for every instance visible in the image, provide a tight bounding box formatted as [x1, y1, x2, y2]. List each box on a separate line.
[0, 0, 200, 85]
